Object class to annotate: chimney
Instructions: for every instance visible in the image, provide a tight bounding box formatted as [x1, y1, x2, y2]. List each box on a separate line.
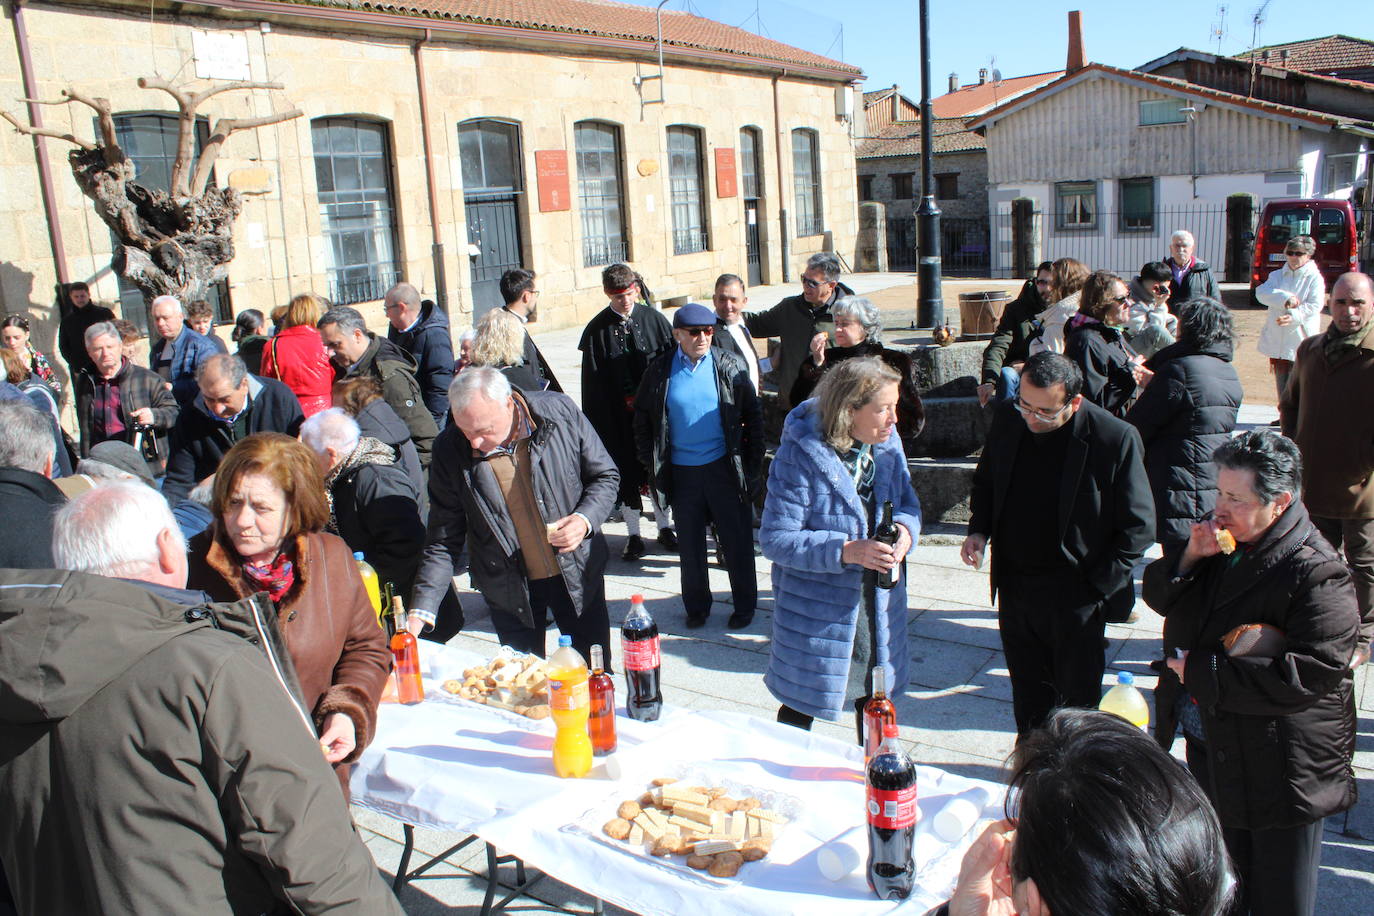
[1066, 10, 1086, 73]
[891, 84, 900, 121]
[948, 72, 959, 93]
[1280, 49, 1290, 63]
[978, 68, 988, 85]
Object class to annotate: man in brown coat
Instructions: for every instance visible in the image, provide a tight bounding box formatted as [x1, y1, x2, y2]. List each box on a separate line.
[1281, 271, 1374, 668]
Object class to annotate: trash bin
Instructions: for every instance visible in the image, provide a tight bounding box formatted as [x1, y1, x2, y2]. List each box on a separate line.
[957, 291, 1010, 339]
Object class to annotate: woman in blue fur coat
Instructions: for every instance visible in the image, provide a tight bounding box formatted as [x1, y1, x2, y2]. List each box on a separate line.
[761, 357, 922, 740]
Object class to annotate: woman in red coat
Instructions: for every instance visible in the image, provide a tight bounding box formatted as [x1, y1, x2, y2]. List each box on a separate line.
[260, 292, 334, 416]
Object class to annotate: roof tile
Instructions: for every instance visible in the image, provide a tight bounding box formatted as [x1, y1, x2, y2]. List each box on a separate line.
[857, 117, 985, 159]
[931, 71, 1063, 118]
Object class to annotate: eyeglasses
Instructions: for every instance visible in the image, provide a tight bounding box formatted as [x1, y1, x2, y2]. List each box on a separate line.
[1015, 398, 1073, 423]
[1034, 278, 1052, 287]
[801, 277, 831, 289]
[383, 301, 404, 312]
[682, 326, 714, 337]
[1109, 295, 1130, 305]
[1150, 283, 1170, 292]
[1284, 251, 1305, 257]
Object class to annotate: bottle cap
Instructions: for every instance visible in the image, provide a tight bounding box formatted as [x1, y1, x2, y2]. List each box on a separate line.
[353, 551, 364, 561]
[1118, 670, 1135, 686]
[558, 634, 573, 647]
[631, 593, 643, 603]
[882, 723, 899, 738]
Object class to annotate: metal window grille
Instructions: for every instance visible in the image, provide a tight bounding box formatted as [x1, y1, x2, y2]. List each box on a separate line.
[575, 121, 629, 268]
[792, 129, 823, 237]
[739, 127, 762, 199]
[311, 118, 401, 305]
[667, 126, 708, 255]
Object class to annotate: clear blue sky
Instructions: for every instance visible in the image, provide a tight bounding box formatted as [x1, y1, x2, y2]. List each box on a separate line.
[621, 0, 1371, 93]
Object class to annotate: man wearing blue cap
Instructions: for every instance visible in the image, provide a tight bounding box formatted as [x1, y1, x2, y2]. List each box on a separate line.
[634, 303, 763, 629]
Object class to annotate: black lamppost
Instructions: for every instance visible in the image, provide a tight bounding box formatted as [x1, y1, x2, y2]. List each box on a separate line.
[916, 0, 943, 329]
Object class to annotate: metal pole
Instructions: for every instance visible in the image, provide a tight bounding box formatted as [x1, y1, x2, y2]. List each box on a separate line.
[915, 0, 943, 328]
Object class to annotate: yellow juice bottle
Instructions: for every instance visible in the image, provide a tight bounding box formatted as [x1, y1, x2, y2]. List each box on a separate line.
[548, 635, 593, 778]
[354, 552, 383, 627]
[1099, 670, 1150, 729]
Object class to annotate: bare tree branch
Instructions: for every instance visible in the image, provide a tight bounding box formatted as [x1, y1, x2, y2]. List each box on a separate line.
[188, 80, 285, 109]
[1, 110, 97, 149]
[191, 108, 302, 196]
[136, 76, 191, 108]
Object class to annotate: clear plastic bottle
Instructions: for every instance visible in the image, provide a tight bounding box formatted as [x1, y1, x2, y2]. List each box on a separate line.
[548, 635, 593, 778]
[1099, 670, 1150, 729]
[621, 594, 662, 721]
[354, 552, 383, 627]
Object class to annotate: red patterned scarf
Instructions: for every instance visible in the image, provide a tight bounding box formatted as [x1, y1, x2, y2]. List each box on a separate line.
[242, 552, 295, 602]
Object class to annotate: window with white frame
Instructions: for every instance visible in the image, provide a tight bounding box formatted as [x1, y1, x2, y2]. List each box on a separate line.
[667, 126, 709, 255]
[575, 120, 629, 267]
[1139, 99, 1188, 126]
[791, 128, 823, 237]
[311, 117, 402, 305]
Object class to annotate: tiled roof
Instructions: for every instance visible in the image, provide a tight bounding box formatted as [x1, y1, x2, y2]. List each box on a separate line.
[283, 0, 860, 75]
[856, 117, 985, 159]
[931, 71, 1063, 118]
[970, 63, 1374, 131]
[1249, 34, 1374, 74]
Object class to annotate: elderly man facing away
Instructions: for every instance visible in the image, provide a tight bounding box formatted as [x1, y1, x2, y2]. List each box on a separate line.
[409, 368, 620, 664]
[148, 295, 220, 407]
[301, 407, 425, 605]
[0, 481, 404, 916]
[0, 400, 65, 568]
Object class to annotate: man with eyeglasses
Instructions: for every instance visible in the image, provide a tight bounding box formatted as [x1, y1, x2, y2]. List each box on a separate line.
[978, 261, 1053, 406]
[633, 303, 763, 629]
[745, 251, 854, 410]
[961, 351, 1154, 737]
[499, 268, 562, 392]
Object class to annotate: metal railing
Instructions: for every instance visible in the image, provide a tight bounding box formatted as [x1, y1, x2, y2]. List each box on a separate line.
[671, 228, 709, 256]
[583, 238, 629, 268]
[328, 269, 401, 306]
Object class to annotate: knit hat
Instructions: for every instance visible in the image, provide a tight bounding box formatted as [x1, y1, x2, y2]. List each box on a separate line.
[672, 302, 716, 329]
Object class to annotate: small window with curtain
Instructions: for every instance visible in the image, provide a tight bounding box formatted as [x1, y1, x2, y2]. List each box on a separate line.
[1055, 181, 1097, 230]
[891, 173, 913, 199]
[667, 126, 708, 255]
[310, 117, 402, 305]
[1118, 178, 1155, 232]
[1139, 99, 1187, 126]
[791, 128, 823, 237]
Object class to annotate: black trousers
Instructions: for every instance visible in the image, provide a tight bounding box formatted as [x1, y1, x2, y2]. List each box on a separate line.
[669, 458, 756, 620]
[997, 582, 1105, 737]
[777, 697, 868, 746]
[492, 574, 613, 671]
[1186, 738, 1325, 916]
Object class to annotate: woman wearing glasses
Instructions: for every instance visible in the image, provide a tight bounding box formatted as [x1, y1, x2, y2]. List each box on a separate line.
[1256, 235, 1325, 400]
[1064, 270, 1152, 417]
[761, 357, 921, 741]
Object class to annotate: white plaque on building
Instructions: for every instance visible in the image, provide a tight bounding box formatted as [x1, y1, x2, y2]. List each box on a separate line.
[193, 30, 251, 81]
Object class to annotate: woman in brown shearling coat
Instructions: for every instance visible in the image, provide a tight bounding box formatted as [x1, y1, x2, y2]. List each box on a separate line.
[187, 432, 391, 801]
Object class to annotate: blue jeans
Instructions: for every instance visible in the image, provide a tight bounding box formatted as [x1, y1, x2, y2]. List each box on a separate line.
[996, 366, 1021, 402]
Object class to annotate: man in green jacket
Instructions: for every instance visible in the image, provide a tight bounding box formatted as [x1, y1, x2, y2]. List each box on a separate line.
[0, 481, 403, 916]
[977, 261, 1052, 406]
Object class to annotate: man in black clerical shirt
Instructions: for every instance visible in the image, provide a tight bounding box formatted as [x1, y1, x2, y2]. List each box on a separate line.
[960, 352, 1154, 736]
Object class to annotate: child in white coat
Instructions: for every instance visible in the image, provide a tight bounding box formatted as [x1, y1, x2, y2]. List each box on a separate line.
[1256, 234, 1325, 399]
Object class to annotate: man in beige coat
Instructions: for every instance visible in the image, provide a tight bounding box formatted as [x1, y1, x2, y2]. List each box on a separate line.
[1281, 271, 1374, 668]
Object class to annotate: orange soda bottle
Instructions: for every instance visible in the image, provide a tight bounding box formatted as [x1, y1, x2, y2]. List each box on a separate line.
[548, 635, 593, 778]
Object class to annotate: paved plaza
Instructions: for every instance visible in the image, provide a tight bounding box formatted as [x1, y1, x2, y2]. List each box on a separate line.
[353, 277, 1374, 913]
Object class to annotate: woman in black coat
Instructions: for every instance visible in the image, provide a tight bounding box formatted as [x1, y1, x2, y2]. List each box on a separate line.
[1143, 430, 1358, 916]
[1125, 297, 1242, 552]
[1063, 270, 1149, 417]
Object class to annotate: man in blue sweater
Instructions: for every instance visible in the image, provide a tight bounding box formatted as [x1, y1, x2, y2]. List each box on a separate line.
[635, 303, 763, 629]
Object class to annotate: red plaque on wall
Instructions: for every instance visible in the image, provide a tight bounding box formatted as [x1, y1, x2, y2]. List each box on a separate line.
[535, 150, 570, 212]
[714, 148, 737, 199]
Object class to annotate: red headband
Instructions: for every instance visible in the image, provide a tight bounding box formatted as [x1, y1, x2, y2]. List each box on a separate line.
[607, 285, 637, 297]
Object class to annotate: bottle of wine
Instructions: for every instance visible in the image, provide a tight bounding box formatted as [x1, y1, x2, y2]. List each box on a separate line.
[862, 665, 897, 761]
[389, 597, 425, 705]
[875, 500, 899, 590]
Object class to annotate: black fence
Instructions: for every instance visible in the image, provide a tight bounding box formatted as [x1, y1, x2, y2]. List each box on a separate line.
[328, 269, 401, 306]
[886, 216, 990, 276]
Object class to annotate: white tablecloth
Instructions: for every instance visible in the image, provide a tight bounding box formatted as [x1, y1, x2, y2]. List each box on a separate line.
[352, 644, 1006, 915]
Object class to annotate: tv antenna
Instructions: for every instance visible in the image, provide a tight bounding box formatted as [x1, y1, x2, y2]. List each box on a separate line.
[1210, 5, 1228, 54]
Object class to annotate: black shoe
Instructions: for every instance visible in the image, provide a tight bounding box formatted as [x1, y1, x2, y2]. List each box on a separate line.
[657, 529, 679, 552]
[685, 613, 709, 629]
[622, 534, 647, 561]
[727, 610, 754, 630]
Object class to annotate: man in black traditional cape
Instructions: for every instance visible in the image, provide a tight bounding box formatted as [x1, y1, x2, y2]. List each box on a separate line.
[578, 263, 676, 561]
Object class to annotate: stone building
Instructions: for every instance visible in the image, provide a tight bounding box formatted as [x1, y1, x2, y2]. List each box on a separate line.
[0, 0, 862, 370]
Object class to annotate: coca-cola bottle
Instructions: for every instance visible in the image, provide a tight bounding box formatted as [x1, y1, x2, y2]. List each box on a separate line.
[875, 500, 899, 590]
[620, 594, 662, 721]
[866, 723, 916, 900]
[862, 665, 897, 761]
[587, 644, 618, 756]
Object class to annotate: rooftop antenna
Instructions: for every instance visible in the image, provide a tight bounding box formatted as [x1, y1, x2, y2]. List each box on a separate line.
[1247, 0, 1272, 97]
[1210, 5, 1228, 54]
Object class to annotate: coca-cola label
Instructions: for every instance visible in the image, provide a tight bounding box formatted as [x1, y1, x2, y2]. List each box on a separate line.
[622, 635, 661, 671]
[866, 785, 917, 829]
[549, 678, 589, 711]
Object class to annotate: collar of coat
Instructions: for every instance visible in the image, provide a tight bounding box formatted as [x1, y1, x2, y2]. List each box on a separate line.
[202, 529, 316, 616]
[1199, 501, 1322, 613]
[781, 400, 899, 526]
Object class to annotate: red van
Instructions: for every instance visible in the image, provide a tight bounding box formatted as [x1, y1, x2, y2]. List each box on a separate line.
[1251, 198, 1360, 293]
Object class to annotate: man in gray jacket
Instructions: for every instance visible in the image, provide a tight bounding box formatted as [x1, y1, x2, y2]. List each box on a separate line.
[408, 368, 620, 665]
[0, 481, 403, 916]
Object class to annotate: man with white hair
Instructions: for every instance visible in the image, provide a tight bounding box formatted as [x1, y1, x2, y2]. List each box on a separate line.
[0, 400, 64, 568]
[301, 407, 424, 602]
[410, 367, 620, 662]
[384, 282, 454, 427]
[74, 320, 177, 475]
[1164, 230, 1220, 308]
[148, 294, 219, 407]
[0, 481, 405, 915]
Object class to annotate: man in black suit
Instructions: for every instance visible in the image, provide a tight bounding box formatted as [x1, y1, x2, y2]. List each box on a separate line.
[499, 269, 562, 393]
[961, 352, 1154, 737]
[711, 274, 762, 394]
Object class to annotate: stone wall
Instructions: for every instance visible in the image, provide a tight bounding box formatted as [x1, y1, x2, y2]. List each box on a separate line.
[857, 149, 988, 222]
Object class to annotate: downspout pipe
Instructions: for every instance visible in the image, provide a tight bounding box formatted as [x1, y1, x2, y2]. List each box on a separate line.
[10, 0, 71, 291]
[773, 71, 790, 283]
[412, 29, 448, 315]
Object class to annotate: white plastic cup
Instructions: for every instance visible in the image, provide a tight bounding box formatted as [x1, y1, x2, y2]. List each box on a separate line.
[816, 842, 863, 881]
[932, 788, 991, 842]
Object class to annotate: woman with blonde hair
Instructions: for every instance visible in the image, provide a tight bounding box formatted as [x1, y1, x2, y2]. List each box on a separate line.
[470, 307, 547, 391]
[259, 292, 334, 416]
[1029, 257, 1091, 355]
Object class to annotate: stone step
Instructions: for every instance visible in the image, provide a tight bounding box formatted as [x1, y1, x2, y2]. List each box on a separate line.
[909, 456, 978, 526]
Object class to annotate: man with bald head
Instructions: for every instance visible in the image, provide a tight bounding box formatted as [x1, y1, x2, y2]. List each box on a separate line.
[385, 282, 454, 427]
[162, 353, 304, 502]
[148, 294, 219, 407]
[1282, 271, 1374, 669]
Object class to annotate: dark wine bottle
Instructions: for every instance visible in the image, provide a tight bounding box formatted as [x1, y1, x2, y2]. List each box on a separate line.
[875, 500, 899, 590]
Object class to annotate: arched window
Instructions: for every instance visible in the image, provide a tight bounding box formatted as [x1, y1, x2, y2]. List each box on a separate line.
[791, 128, 823, 237]
[310, 117, 401, 304]
[574, 120, 628, 267]
[667, 125, 708, 255]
